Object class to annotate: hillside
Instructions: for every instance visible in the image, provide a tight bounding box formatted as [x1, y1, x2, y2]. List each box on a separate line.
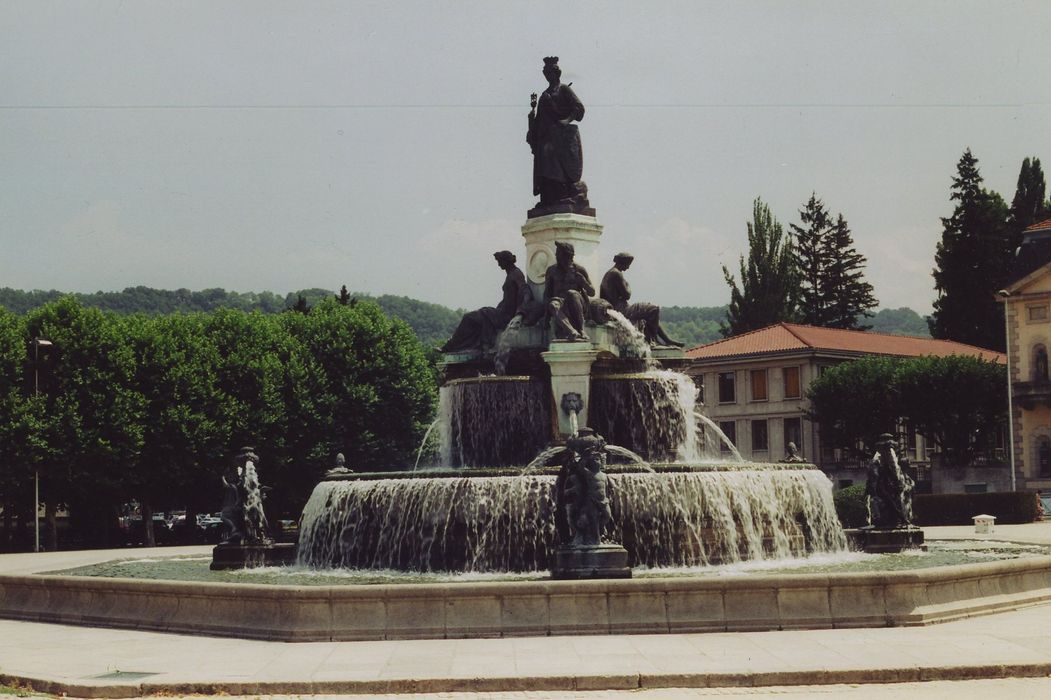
[0, 287, 930, 348]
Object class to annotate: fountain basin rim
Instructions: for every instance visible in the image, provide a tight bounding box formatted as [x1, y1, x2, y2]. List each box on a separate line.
[8, 554, 1051, 642]
[26, 551, 1051, 594]
[331, 461, 819, 481]
[443, 375, 537, 386]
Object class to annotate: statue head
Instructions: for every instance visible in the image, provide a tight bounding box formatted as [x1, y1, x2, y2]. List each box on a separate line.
[542, 56, 561, 83]
[493, 250, 516, 269]
[613, 252, 634, 271]
[875, 433, 896, 457]
[335, 453, 345, 467]
[236, 445, 259, 468]
[567, 426, 606, 457]
[554, 241, 575, 267]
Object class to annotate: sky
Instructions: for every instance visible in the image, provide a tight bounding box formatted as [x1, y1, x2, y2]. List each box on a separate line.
[2, 1, 1050, 314]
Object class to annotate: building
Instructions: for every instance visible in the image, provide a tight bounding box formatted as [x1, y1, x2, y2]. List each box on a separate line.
[1000, 217, 1051, 490]
[685, 323, 1005, 493]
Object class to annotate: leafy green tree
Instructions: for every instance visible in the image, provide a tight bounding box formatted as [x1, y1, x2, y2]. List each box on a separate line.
[790, 194, 877, 329]
[807, 354, 1007, 467]
[24, 298, 146, 549]
[929, 149, 1012, 351]
[896, 355, 1006, 467]
[280, 299, 437, 475]
[721, 198, 798, 337]
[805, 355, 902, 458]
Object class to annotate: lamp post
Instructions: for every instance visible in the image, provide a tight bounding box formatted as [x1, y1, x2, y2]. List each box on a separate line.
[997, 291, 1016, 492]
[31, 337, 52, 553]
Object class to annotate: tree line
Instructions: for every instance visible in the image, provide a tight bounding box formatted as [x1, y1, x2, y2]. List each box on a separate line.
[721, 151, 1050, 352]
[1, 287, 932, 351]
[0, 297, 436, 551]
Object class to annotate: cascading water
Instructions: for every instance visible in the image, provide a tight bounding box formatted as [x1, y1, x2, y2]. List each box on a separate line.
[297, 467, 847, 572]
[438, 377, 551, 467]
[588, 370, 702, 462]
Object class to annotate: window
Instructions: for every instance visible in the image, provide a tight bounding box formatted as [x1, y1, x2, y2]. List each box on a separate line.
[1035, 345, 1049, 382]
[751, 419, 768, 452]
[1040, 439, 1051, 478]
[718, 372, 736, 404]
[718, 421, 737, 454]
[750, 369, 768, 401]
[1029, 305, 1050, 323]
[783, 366, 801, 399]
[784, 417, 802, 453]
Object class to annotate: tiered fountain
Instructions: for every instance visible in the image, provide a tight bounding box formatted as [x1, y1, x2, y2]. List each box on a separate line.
[296, 57, 848, 577]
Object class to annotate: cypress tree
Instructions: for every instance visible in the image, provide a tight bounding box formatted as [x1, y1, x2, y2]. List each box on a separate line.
[1009, 157, 1048, 233]
[721, 198, 798, 337]
[929, 149, 1011, 351]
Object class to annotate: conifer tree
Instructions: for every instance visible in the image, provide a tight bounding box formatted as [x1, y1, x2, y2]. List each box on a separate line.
[929, 149, 1011, 351]
[721, 198, 798, 337]
[790, 194, 877, 329]
[823, 214, 877, 329]
[1009, 157, 1048, 233]
[790, 194, 832, 327]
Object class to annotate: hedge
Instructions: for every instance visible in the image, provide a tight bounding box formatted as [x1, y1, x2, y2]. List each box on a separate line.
[833, 484, 868, 528]
[913, 491, 1041, 526]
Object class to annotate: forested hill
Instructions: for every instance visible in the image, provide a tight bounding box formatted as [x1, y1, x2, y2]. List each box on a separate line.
[0, 287, 929, 348]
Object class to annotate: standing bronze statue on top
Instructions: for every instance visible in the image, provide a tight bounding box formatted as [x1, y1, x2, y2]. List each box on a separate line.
[527, 57, 593, 218]
[600, 252, 684, 347]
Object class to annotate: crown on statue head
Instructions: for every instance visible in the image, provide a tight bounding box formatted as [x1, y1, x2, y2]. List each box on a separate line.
[543, 56, 559, 67]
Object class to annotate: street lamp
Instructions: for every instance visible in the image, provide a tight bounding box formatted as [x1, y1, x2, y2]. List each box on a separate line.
[31, 337, 52, 553]
[997, 291, 1016, 491]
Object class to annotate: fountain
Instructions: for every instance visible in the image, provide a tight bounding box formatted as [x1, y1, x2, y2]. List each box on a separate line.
[3, 57, 1050, 646]
[294, 56, 849, 577]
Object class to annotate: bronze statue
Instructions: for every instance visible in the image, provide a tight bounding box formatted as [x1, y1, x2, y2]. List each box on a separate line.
[441, 251, 536, 353]
[864, 434, 915, 529]
[220, 446, 270, 545]
[544, 241, 594, 341]
[599, 252, 683, 347]
[526, 57, 591, 217]
[558, 428, 613, 546]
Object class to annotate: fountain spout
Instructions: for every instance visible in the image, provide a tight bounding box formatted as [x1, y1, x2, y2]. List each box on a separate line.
[561, 392, 584, 437]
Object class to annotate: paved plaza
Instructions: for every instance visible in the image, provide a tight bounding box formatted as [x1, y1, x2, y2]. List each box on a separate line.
[1, 525, 1051, 698]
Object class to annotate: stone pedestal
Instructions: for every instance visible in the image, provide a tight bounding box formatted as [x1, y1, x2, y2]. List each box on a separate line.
[542, 343, 599, 438]
[550, 543, 632, 580]
[521, 213, 604, 301]
[210, 542, 297, 570]
[845, 527, 926, 554]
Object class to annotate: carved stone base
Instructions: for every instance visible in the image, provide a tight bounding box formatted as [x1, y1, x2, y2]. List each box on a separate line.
[210, 542, 297, 570]
[550, 543, 632, 580]
[845, 527, 926, 554]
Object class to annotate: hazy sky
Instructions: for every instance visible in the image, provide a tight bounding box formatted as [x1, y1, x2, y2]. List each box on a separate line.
[2, 1, 1050, 313]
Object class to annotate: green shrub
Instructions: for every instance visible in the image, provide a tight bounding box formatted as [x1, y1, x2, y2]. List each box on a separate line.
[833, 484, 868, 528]
[913, 491, 1040, 525]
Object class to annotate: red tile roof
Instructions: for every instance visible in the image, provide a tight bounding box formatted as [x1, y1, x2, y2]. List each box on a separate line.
[686, 323, 1005, 364]
[1024, 217, 1051, 233]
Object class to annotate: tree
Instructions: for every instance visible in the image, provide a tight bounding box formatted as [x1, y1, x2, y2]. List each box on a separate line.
[790, 194, 877, 330]
[896, 355, 1006, 467]
[929, 149, 1012, 351]
[1009, 157, 1048, 233]
[806, 354, 1007, 467]
[823, 214, 878, 329]
[805, 356, 902, 458]
[335, 285, 355, 306]
[790, 194, 832, 327]
[721, 198, 798, 337]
